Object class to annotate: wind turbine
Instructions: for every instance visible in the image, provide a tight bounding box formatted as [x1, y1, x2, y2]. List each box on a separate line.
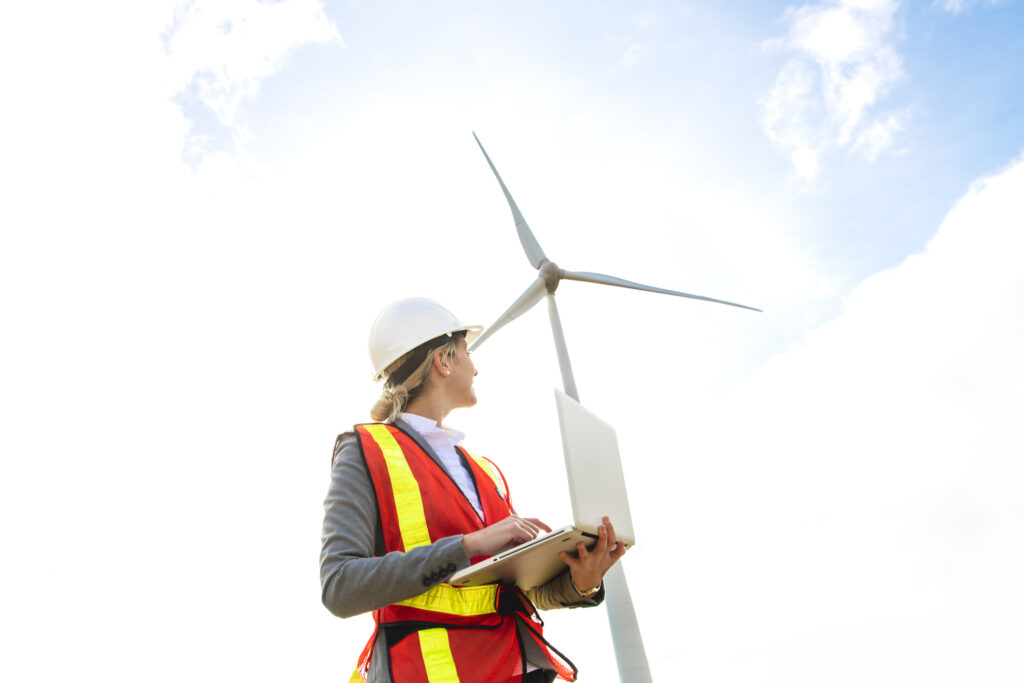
[469, 132, 761, 682]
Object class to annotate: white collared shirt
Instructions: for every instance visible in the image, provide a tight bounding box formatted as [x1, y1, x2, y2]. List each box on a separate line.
[399, 412, 484, 519]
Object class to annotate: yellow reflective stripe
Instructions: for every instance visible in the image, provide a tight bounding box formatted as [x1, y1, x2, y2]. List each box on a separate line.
[348, 667, 364, 683]
[465, 451, 506, 499]
[419, 628, 460, 682]
[396, 582, 498, 616]
[365, 424, 431, 550]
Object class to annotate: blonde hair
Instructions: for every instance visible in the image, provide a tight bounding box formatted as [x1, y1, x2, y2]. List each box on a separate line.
[370, 336, 462, 423]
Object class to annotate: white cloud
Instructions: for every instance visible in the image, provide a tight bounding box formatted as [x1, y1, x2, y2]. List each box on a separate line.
[164, 0, 341, 151]
[609, 42, 644, 74]
[939, 0, 970, 12]
[761, 0, 907, 182]
[631, 153, 1024, 679]
[936, 0, 1001, 14]
[853, 111, 906, 159]
[620, 43, 643, 69]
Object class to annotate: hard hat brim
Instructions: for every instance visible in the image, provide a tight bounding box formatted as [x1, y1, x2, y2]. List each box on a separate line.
[372, 323, 483, 382]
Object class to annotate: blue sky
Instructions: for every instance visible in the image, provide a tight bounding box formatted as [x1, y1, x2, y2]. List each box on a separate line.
[205, 1, 1023, 280]
[2, 1, 1022, 681]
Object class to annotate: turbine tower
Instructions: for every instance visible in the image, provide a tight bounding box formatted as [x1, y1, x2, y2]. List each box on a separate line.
[469, 132, 760, 682]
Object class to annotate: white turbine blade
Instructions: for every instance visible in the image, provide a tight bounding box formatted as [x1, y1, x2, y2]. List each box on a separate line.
[469, 277, 547, 351]
[472, 132, 548, 270]
[562, 270, 762, 312]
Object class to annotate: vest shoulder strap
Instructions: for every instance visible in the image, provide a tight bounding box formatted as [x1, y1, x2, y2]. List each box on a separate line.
[356, 422, 433, 551]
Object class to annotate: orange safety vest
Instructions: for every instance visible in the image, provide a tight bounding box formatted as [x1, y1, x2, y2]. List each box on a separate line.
[350, 422, 577, 682]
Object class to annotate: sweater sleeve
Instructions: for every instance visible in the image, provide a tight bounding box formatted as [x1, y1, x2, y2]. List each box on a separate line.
[319, 432, 473, 618]
[526, 569, 605, 611]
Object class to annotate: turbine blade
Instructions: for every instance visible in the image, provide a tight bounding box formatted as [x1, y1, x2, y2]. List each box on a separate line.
[473, 132, 548, 269]
[561, 270, 762, 312]
[469, 277, 548, 351]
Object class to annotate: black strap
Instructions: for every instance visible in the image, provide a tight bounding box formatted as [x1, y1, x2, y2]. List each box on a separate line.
[497, 585, 535, 617]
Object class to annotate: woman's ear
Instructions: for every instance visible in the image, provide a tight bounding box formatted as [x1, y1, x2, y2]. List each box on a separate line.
[432, 349, 449, 376]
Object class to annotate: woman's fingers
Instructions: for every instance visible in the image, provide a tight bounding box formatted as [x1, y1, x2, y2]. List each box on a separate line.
[465, 514, 560, 556]
[605, 517, 628, 559]
[558, 550, 581, 573]
[506, 514, 555, 546]
[604, 516, 618, 549]
[510, 515, 550, 539]
[516, 517, 540, 538]
[510, 518, 534, 543]
[591, 523, 610, 555]
[565, 518, 630, 584]
[524, 517, 552, 533]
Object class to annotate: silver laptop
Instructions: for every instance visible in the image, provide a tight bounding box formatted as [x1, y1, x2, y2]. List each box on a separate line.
[448, 389, 636, 591]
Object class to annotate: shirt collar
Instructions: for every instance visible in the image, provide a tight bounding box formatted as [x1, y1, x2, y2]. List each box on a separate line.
[399, 412, 466, 445]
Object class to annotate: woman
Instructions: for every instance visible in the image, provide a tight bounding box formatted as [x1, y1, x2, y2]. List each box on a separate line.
[321, 298, 626, 682]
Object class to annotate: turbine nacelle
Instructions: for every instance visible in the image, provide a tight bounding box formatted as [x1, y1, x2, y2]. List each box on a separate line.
[538, 260, 561, 293]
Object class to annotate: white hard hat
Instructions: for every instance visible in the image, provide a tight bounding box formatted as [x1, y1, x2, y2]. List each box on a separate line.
[368, 298, 483, 381]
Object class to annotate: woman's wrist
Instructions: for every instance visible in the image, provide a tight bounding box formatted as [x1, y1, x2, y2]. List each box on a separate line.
[461, 530, 480, 558]
[571, 576, 601, 598]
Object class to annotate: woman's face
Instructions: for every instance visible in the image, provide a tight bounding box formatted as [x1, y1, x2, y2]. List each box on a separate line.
[446, 336, 478, 409]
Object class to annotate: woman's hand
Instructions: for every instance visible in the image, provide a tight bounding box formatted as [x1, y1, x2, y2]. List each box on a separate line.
[462, 515, 552, 557]
[558, 516, 627, 596]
